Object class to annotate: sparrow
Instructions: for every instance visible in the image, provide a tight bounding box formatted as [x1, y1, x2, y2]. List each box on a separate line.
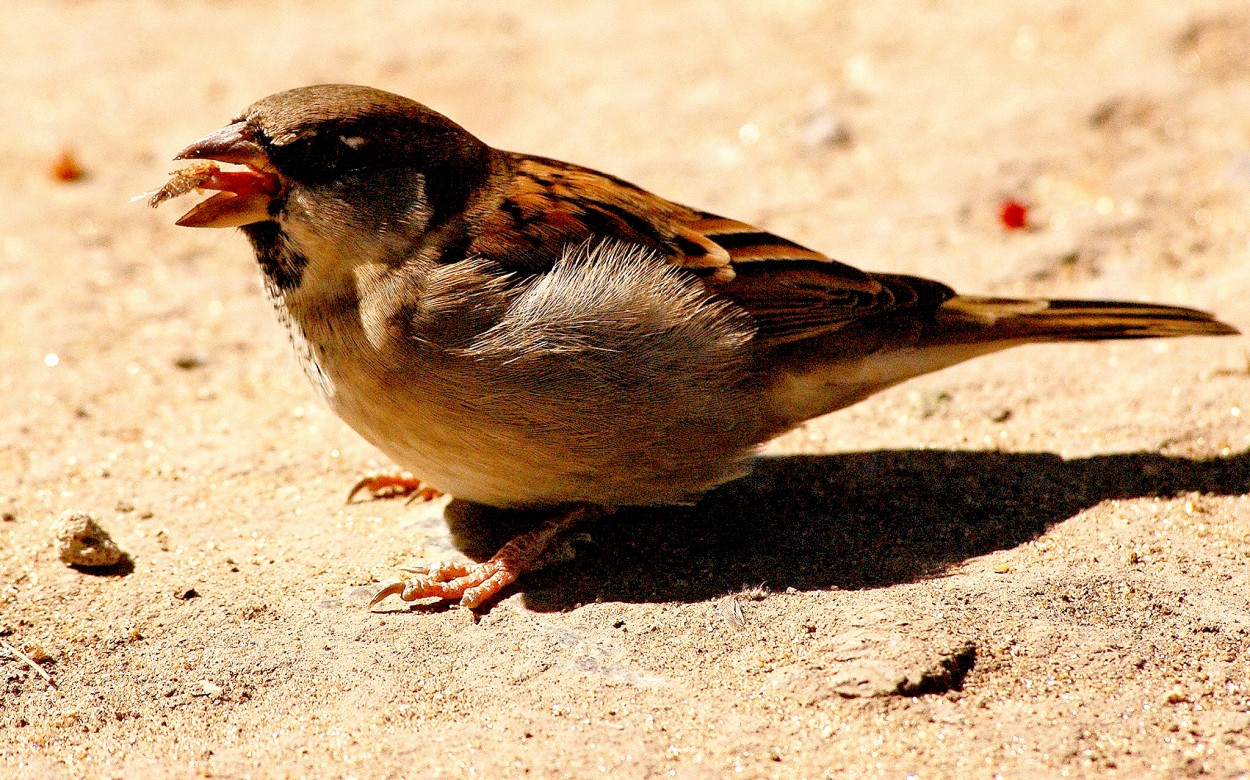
[153, 84, 1238, 609]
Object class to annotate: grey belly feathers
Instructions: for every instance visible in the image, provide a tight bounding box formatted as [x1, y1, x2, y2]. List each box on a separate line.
[276, 240, 766, 507]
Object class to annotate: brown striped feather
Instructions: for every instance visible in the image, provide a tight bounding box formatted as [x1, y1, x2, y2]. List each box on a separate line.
[470, 153, 959, 345]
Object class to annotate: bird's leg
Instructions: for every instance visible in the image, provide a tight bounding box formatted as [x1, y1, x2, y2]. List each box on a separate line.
[346, 472, 442, 505]
[369, 504, 599, 609]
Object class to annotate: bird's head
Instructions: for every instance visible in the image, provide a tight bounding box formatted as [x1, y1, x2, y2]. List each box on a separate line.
[168, 84, 490, 290]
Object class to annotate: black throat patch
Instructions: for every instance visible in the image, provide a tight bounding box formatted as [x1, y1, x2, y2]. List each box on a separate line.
[242, 222, 308, 292]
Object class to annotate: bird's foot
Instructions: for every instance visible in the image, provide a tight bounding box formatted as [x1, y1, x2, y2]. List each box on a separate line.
[369, 504, 599, 610]
[369, 559, 518, 610]
[346, 472, 442, 505]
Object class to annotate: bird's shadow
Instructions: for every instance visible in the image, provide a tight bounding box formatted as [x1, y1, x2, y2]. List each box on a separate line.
[442, 449, 1250, 612]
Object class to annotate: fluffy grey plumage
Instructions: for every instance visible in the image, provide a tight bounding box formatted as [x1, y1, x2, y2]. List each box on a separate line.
[311, 238, 762, 508]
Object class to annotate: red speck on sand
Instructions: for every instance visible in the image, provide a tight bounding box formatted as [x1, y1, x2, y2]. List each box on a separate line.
[1000, 200, 1028, 229]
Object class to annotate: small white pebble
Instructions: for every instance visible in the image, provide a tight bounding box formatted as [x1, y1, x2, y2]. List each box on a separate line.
[738, 123, 761, 145]
[197, 680, 224, 699]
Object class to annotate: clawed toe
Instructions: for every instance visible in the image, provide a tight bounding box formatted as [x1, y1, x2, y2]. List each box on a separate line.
[368, 580, 409, 608]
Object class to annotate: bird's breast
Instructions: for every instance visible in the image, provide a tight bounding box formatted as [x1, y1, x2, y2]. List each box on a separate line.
[264, 286, 337, 402]
[264, 241, 769, 509]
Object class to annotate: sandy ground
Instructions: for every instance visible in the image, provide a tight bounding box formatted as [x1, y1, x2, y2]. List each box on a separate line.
[3, 1, 1250, 777]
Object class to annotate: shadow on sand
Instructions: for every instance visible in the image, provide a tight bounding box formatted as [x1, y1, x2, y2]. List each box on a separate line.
[439, 449, 1250, 611]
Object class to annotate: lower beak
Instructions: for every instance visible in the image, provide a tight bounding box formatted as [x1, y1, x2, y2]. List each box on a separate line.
[175, 186, 275, 229]
[169, 121, 283, 229]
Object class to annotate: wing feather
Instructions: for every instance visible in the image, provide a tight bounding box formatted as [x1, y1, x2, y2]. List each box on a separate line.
[467, 153, 954, 347]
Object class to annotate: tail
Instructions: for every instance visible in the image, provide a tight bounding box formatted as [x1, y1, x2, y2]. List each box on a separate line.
[760, 294, 1235, 433]
[934, 296, 1239, 345]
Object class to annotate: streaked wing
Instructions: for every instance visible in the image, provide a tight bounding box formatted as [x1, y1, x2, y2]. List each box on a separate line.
[468, 153, 955, 346]
[684, 210, 955, 345]
[468, 154, 732, 278]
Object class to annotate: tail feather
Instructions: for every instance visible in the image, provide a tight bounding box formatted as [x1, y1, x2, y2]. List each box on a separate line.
[936, 296, 1239, 344]
[760, 294, 1235, 433]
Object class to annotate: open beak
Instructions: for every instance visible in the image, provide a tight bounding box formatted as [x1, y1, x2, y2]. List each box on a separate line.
[169, 121, 283, 228]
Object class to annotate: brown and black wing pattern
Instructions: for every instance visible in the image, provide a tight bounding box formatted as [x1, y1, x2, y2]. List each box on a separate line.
[466, 152, 955, 347]
[685, 209, 955, 345]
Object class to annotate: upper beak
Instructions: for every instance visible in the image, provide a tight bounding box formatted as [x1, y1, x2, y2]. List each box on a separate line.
[171, 121, 282, 228]
[176, 121, 268, 168]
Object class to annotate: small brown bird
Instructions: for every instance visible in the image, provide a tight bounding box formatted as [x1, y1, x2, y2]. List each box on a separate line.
[156, 84, 1237, 609]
